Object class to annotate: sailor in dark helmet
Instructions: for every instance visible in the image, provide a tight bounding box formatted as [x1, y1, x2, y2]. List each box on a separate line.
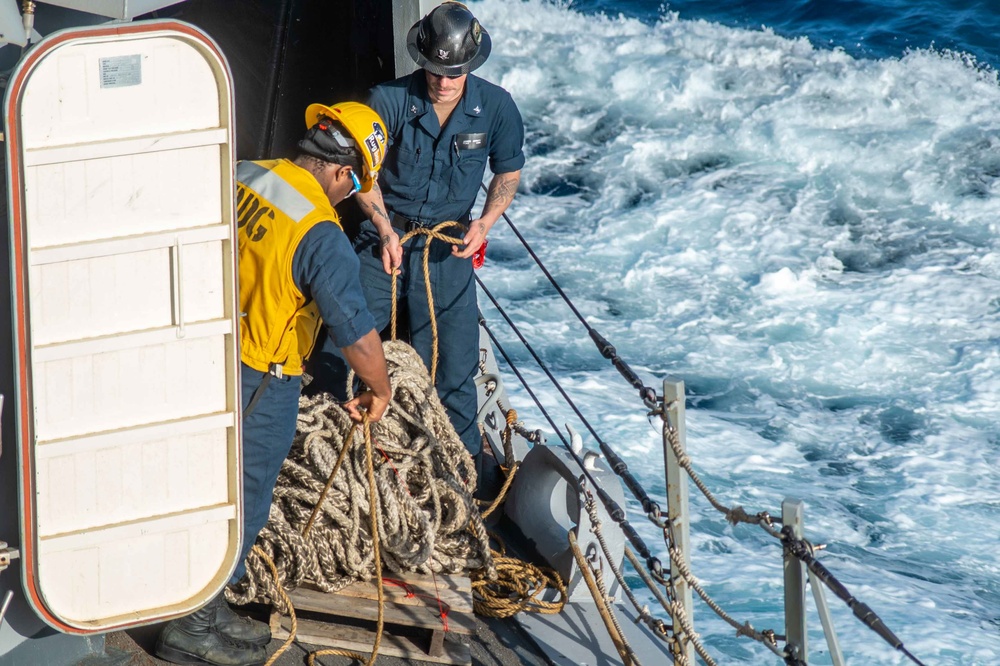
[406, 0, 492, 76]
[308, 2, 525, 469]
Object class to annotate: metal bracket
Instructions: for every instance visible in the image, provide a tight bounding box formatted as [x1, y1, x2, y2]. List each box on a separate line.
[0, 541, 19, 573]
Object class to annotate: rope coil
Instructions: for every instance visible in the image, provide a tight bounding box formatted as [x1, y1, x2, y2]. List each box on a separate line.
[229, 341, 494, 610]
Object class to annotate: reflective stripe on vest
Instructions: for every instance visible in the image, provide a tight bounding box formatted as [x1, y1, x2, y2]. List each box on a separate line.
[236, 159, 341, 376]
[237, 161, 316, 222]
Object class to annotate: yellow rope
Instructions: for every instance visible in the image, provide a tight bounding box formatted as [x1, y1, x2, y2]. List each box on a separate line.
[306, 415, 386, 666]
[567, 530, 637, 666]
[389, 220, 466, 383]
[501, 408, 517, 465]
[477, 461, 519, 520]
[256, 544, 296, 666]
[471, 548, 567, 618]
[476, 407, 522, 517]
[258, 417, 387, 666]
[470, 409, 571, 620]
[471, 462, 568, 619]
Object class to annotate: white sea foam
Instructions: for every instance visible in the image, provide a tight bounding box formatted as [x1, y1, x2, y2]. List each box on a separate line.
[471, 1, 1000, 663]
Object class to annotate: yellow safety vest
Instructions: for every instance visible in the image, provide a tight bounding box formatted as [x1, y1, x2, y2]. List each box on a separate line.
[236, 159, 342, 376]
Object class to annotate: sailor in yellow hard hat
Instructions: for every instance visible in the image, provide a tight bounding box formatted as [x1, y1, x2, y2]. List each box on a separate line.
[156, 102, 391, 666]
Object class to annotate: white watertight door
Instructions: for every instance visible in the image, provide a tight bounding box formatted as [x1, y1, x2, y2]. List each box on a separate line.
[5, 21, 241, 632]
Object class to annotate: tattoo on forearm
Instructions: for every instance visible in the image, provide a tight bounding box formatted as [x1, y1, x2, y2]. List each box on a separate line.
[486, 173, 520, 209]
[359, 199, 390, 226]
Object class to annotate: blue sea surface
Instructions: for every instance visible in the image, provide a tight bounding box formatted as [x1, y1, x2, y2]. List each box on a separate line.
[572, 0, 1000, 70]
[469, 0, 1000, 664]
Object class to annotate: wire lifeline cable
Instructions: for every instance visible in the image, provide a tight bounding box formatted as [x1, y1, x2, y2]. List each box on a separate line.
[780, 528, 928, 666]
[475, 268, 664, 521]
[477, 276, 666, 577]
[482, 184, 659, 408]
[480, 235, 929, 666]
[483, 195, 678, 531]
[484, 276, 662, 522]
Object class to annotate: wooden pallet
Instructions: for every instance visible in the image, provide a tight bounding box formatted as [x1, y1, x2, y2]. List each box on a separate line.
[269, 572, 475, 665]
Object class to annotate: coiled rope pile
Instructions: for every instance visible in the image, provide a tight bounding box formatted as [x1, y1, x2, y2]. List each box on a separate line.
[228, 340, 495, 611]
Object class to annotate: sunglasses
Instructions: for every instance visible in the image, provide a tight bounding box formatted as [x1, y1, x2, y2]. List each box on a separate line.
[427, 70, 464, 80]
[347, 169, 362, 197]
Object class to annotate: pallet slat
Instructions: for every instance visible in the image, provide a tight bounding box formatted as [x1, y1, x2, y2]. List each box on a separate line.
[270, 614, 471, 665]
[270, 573, 474, 666]
[290, 583, 474, 633]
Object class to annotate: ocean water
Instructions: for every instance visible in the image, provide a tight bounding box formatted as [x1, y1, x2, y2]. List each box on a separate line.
[469, 1, 1000, 664]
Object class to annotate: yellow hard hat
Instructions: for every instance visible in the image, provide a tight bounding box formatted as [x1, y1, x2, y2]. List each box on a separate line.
[304, 102, 387, 193]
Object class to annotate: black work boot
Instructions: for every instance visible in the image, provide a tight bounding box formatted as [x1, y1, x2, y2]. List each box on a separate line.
[208, 592, 271, 647]
[155, 598, 267, 666]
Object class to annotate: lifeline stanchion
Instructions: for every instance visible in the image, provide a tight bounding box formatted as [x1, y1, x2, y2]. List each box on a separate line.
[780, 528, 928, 666]
[479, 204, 930, 665]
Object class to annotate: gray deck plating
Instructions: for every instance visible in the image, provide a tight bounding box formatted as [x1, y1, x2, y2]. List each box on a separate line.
[517, 603, 675, 666]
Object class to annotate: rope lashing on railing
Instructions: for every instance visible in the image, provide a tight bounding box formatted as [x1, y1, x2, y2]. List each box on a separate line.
[661, 404, 777, 531]
[390, 220, 466, 383]
[580, 491, 682, 654]
[663, 542, 785, 660]
[658, 395, 928, 664]
[622, 547, 676, 628]
[483, 183, 660, 409]
[654, 400, 821, 662]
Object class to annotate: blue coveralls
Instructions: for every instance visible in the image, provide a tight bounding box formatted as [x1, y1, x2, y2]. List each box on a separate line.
[232, 222, 374, 584]
[311, 72, 524, 456]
